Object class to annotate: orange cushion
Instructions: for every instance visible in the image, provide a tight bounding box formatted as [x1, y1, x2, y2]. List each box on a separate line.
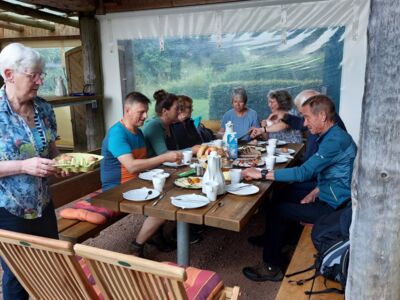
[164, 262, 224, 300]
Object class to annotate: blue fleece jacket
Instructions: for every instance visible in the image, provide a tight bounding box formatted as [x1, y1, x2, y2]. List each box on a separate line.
[274, 124, 357, 209]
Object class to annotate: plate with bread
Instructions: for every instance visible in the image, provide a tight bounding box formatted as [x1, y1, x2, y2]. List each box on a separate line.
[238, 145, 264, 158]
[275, 147, 295, 155]
[196, 144, 226, 161]
[232, 158, 264, 168]
[174, 177, 203, 189]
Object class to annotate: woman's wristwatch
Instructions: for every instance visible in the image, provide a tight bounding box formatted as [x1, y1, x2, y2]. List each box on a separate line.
[260, 169, 268, 181]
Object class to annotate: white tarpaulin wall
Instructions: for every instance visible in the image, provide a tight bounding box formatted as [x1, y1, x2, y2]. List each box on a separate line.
[98, 0, 370, 142]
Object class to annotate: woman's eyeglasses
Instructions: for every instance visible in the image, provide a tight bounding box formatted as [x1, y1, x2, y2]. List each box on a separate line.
[22, 71, 46, 82]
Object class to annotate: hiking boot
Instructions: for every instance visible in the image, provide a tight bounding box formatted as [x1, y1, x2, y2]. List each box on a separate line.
[170, 227, 203, 245]
[247, 234, 264, 247]
[147, 232, 176, 252]
[129, 241, 144, 258]
[242, 262, 284, 282]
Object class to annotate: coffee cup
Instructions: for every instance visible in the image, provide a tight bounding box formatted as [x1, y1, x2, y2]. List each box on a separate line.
[152, 174, 166, 192]
[182, 150, 193, 164]
[264, 155, 276, 171]
[203, 182, 218, 201]
[213, 139, 223, 148]
[229, 169, 242, 185]
[266, 145, 276, 156]
[268, 138, 278, 147]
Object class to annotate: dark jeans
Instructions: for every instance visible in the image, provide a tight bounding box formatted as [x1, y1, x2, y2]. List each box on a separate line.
[0, 202, 58, 300]
[262, 181, 334, 268]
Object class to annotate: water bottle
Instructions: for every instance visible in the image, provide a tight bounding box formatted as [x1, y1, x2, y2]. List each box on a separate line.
[227, 132, 238, 160]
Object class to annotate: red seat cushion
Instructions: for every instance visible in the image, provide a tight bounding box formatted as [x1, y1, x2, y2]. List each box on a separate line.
[164, 262, 224, 300]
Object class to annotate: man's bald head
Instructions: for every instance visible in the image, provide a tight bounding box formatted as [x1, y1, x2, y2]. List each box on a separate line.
[294, 90, 320, 110]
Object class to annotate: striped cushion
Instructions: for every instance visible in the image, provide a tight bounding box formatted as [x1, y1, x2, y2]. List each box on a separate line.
[76, 256, 104, 300]
[165, 262, 224, 300]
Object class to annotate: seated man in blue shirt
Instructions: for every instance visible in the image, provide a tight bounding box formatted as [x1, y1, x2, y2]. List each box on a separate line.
[242, 94, 357, 281]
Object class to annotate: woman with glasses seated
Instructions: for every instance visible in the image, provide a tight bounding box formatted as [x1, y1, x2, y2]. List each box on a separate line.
[170, 95, 202, 149]
[0, 43, 68, 300]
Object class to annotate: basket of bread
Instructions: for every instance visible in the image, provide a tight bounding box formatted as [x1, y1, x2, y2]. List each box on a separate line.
[196, 144, 226, 160]
[55, 153, 103, 173]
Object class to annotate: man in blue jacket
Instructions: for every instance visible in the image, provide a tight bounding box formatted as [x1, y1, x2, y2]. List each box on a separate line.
[242, 94, 357, 282]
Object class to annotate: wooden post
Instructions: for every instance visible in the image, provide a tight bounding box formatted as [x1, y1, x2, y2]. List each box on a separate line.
[347, 0, 400, 298]
[79, 15, 105, 151]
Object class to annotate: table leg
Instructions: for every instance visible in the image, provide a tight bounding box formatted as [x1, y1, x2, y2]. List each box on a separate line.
[177, 221, 189, 266]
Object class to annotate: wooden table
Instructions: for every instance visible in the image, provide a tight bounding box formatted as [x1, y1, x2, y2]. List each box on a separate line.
[92, 143, 304, 265]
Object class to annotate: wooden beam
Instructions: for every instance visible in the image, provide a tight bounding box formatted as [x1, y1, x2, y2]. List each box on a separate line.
[0, 1, 79, 28]
[0, 35, 79, 43]
[0, 12, 55, 31]
[79, 16, 105, 151]
[347, 0, 400, 298]
[19, 0, 96, 13]
[0, 20, 24, 32]
[101, 0, 243, 14]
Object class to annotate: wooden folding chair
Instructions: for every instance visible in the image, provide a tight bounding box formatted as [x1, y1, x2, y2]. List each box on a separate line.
[0, 229, 98, 300]
[74, 243, 240, 300]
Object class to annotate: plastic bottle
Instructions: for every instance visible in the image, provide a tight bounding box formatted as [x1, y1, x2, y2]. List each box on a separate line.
[226, 132, 238, 160]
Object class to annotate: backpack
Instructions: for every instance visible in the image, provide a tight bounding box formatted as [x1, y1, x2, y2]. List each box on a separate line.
[286, 206, 352, 295]
[197, 123, 215, 143]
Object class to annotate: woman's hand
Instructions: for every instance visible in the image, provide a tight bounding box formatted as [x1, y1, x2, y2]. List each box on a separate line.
[22, 157, 57, 177]
[300, 187, 320, 204]
[249, 127, 264, 139]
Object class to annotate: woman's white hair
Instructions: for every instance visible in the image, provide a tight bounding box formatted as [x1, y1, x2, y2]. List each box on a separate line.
[0, 43, 45, 79]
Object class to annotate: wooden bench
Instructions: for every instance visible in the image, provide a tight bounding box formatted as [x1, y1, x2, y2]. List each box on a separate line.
[276, 226, 344, 300]
[202, 120, 221, 133]
[51, 168, 125, 244]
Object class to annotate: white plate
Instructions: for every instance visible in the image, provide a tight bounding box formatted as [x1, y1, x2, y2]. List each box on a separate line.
[266, 140, 287, 146]
[232, 158, 264, 168]
[139, 169, 170, 181]
[276, 156, 289, 163]
[174, 177, 202, 189]
[162, 162, 187, 168]
[275, 148, 295, 155]
[123, 188, 160, 201]
[171, 194, 210, 209]
[226, 183, 260, 196]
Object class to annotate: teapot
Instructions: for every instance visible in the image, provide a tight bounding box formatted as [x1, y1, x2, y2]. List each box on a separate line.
[202, 150, 225, 195]
[222, 121, 234, 147]
[55, 76, 67, 96]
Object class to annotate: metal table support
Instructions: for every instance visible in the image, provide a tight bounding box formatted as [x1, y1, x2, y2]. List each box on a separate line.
[177, 221, 190, 266]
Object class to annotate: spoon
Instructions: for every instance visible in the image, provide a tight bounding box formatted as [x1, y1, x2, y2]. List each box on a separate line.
[144, 190, 153, 200]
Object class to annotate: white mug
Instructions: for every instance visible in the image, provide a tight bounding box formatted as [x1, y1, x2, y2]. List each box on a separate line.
[203, 182, 218, 201]
[182, 150, 193, 164]
[213, 139, 223, 148]
[268, 138, 278, 147]
[152, 174, 166, 192]
[229, 169, 242, 185]
[266, 145, 276, 156]
[264, 155, 276, 171]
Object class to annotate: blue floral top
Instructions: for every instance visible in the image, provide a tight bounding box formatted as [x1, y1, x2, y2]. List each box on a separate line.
[0, 86, 57, 219]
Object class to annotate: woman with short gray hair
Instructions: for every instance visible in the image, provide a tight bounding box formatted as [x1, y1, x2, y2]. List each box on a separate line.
[218, 86, 259, 142]
[0, 43, 66, 300]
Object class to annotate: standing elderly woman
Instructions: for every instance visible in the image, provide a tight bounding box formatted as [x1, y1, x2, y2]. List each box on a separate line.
[251, 90, 302, 143]
[0, 43, 64, 299]
[218, 87, 259, 142]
